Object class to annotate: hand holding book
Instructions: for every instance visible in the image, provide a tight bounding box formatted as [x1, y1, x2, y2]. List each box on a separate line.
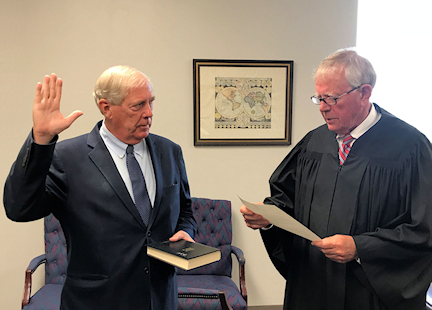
[147, 240, 221, 270]
[169, 230, 195, 243]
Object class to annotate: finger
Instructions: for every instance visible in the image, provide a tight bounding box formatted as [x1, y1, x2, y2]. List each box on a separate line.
[169, 235, 179, 242]
[34, 82, 43, 104]
[64, 110, 84, 128]
[245, 221, 258, 230]
[169, 231, 182, 242]
[169, 231, 194, 242]
[243, 213, 256, 220]
[240, 205, 254, 215]
[49, 73, 57, 100]
[244, 213, 269, 224]
[312, 237, 337, 249]
[328, 255, 346, 264]
[243, 216, 270, 229]
[54, 77, 63, 103]
[311, 240, 322, 247]
[243, 217, 256, 229]
[183, 234, 195, 242]
[318, 244, 337, 253]
[41, 75, 51, 101]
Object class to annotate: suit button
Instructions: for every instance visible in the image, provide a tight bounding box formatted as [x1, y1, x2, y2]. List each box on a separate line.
[144, 267, 149, 274]
[147, 231, 151, 237]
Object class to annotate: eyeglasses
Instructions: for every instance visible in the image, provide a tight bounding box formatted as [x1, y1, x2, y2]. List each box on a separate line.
[311, 84, 364, 106]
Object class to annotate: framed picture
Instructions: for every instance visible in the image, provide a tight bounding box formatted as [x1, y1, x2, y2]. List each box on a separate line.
[193, 59, 293, 146]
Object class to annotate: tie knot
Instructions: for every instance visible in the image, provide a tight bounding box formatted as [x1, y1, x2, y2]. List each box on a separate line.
[342, 134, 354, 145]
[126, 145, 134, 155]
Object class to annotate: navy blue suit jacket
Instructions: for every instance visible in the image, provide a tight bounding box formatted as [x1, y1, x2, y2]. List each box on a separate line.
[4, 121, 196, 310]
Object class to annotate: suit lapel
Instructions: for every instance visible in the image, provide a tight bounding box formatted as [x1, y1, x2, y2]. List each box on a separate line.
[87, 122, 147, 230]
[146, 134, 163, 228]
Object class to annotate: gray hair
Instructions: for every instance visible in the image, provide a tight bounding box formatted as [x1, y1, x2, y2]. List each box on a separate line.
[93, 65, 152, 107]
[314, 48, 376, 88]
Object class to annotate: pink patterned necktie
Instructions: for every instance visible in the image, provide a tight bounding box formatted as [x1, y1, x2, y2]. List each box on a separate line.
[339, 134, 354, 165]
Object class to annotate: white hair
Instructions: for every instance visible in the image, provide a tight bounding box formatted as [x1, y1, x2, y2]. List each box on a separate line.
[315, 48, 376, 88]
[93, 65, 152, 107]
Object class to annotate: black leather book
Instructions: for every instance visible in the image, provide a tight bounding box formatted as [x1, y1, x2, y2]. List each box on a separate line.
[147, 240, 221, 270]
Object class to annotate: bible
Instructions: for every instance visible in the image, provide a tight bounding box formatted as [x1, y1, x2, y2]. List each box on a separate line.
[147, 240, 221, 270]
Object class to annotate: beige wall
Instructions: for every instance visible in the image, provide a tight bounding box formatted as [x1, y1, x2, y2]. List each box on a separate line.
[0, 0, 358, 307]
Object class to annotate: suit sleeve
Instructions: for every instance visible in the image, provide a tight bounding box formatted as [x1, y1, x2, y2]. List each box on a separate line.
[4, 131, 60, 221]
[174, 145, 196, 239]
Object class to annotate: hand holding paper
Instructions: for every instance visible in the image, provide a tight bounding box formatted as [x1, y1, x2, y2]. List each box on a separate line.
[239, 197, 321, 241]
[240, 202, 271, 230]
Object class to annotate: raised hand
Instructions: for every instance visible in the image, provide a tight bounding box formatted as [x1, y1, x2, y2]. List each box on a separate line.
[33, 73, 83, 144]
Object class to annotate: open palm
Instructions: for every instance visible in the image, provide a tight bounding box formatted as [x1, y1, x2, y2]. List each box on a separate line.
[32, 73, 83, 144]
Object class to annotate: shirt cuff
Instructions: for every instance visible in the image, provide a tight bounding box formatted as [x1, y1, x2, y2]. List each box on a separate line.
[260, 224, 274, 231]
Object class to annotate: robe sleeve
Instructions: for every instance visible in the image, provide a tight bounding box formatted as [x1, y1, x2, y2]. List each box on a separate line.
[353, 134, 432, 309]
[260, 133, 312, 280]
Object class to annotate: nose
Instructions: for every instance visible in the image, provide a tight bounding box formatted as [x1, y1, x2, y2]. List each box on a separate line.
[142, 103, 153, 119]
[319, 100, 330, 113]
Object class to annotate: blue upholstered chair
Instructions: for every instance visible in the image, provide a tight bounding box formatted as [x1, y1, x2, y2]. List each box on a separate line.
[22, 214, 66, 309]
[177, 197, 247, 310]
[21, 198, 247, 310]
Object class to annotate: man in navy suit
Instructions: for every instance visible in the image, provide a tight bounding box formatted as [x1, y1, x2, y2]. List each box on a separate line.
[4, 66, 197, 309]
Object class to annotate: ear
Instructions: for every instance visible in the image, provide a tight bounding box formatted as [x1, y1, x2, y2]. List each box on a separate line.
[360, 84, 373, 102]
[98, 99, 112, 119]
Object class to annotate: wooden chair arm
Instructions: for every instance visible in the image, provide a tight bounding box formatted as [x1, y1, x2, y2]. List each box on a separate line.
[22, 254, 46, 309]
[231, 246, 247, 303]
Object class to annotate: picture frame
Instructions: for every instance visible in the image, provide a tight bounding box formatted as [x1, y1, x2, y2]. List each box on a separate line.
[193, 59, 293, 146]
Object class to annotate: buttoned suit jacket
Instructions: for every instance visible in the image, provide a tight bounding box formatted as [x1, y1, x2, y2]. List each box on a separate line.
[4, 121, 197, 310]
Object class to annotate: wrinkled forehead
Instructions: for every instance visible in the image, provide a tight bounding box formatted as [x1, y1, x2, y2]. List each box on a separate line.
[314, 69, 351, 96]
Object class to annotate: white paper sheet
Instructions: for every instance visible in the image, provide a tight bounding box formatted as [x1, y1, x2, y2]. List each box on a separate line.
[239, 197, 321, 241]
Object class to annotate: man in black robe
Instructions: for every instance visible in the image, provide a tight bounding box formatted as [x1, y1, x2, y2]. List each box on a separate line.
[241, 49, 432, 310]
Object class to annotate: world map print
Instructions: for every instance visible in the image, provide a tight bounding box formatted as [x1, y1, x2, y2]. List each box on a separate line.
[214, 77, 272, 129]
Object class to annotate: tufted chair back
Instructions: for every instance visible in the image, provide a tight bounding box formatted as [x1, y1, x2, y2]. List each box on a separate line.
[177, 198, 232, 277]
[177, 198, 247, 310]
[44, 214, 68, 285]
[21, 214, 67, 309]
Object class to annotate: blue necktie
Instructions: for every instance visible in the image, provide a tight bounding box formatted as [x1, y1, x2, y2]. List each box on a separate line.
[126, 145, 151, 226]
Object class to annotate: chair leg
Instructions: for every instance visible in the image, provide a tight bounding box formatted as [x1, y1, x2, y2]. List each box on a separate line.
[218, 291, 233, 310]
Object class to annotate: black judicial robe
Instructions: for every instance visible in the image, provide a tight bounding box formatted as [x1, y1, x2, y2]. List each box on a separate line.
[261, 104, 432, 310]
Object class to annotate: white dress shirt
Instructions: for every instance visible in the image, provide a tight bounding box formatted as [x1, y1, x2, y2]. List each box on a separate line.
[99, 121, 156, 206]
[336, 103, 382, 147]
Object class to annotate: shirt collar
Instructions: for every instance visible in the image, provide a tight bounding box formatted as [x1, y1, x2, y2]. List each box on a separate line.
[99, 120, 146, 159]
[337, 103, 381, 141]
